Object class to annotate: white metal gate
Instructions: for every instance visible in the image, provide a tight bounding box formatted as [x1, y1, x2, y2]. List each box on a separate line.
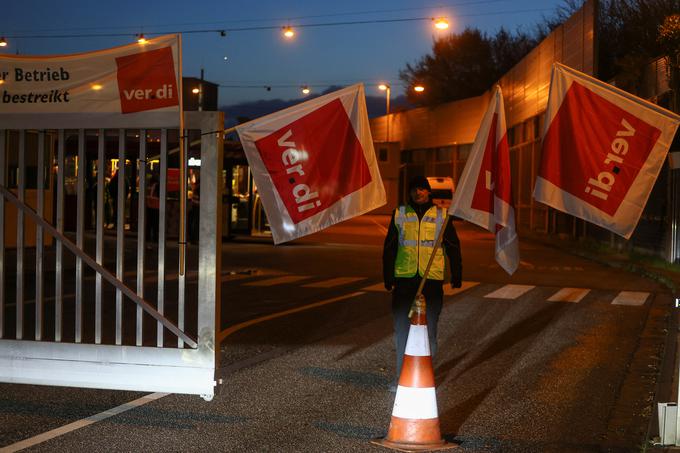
[0, 111, 223, 400]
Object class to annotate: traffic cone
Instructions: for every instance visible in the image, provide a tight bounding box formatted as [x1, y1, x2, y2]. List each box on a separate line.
[372, 295, 457, 452]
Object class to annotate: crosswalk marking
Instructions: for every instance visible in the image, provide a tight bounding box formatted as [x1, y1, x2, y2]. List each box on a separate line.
[547, 288, 590, 303]
[484, 284, 535, 299]
[302, 277, 367, 288]
[361, 281, 480, 295]
[237, 276, 651, 309]
[611, 291, 649, 306]
[244, 275, 311, 287]
[362, 283, 388, 292]
[444, 281, 479, 296]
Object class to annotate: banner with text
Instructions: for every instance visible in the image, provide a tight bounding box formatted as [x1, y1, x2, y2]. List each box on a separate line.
[236, 84, 386, 244]
[0, 34, 181, 129]
[534, 63, 680, 239]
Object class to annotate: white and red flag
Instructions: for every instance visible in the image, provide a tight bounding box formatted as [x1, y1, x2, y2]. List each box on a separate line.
[236, 84, 386, 244]
[450, 85, 519, 275]
[534, 63, 680, 239]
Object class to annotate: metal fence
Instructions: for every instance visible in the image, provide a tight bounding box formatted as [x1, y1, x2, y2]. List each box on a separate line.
[0, 111, 223, 399]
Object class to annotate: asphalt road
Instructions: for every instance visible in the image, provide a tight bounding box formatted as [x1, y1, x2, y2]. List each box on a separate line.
[0, 214, 672, 452]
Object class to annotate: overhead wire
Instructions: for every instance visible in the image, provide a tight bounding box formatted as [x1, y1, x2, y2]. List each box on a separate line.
[2, 7, 555, 40]
[0, 0, 520, 34]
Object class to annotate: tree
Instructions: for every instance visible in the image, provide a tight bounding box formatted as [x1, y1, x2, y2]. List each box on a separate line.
[399, 28, 537, 106]
[597, 0, 680, 90]
[658, 13, 680, 111]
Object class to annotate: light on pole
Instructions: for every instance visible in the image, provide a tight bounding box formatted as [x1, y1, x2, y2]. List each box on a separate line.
[379, 83, 392, 142]
[378, 83, 391, 115]
[433, 17, 450, 30]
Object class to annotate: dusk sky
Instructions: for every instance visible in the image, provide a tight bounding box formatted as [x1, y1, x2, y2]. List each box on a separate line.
[1, 0, 569, 107]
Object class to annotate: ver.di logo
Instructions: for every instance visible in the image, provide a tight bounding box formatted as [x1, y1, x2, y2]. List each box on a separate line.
[115, 46, 178, 114]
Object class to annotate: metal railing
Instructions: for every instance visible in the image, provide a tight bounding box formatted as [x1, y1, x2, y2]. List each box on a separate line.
[0, 111, 223, 399]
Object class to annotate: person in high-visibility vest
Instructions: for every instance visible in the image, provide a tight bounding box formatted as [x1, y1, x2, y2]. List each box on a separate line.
[383, 175, 462, 385]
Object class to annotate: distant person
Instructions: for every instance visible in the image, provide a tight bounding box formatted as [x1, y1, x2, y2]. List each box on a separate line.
[382, 175, 462, 386]
[146, 171, 160, 242]
[108, 168, 131, 229]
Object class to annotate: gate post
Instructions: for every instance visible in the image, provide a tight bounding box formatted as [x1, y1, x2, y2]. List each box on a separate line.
[191, 111, 223, 400]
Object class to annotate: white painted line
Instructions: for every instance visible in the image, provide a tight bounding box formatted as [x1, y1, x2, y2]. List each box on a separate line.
[611, 291, 649, 306]
[4, 290, 367, 451]
[0, 393, 168, 453]
[444, 281, 479, 296]
[547, 288, 590, 303]
[362, 283, 388, 292]
[302, 277, 367, 288]
[484, 284, 535, 300]
[244, 275, 311, 286]
[371, 219, 389, 235]
[362, 280, 480, 295]
[218, 291, 365, 342]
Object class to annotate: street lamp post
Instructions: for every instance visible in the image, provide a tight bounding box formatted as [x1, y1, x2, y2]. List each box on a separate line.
[379, 83, 391, 115]
[379, 83, 391, 142]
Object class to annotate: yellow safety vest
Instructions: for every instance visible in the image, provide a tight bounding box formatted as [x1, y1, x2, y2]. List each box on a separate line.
[394, 205, 446, 280]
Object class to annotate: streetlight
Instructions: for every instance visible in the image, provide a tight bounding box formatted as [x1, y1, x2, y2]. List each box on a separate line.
[378, 83, 391, 115]
[0, 37, 7, 47]
[433, 17, 449, 30]
[301, 85, 310, 95]
[282, 26, 295, 39]
[414, 85, 425, 93]
[192, 86, 203, 111]
[137, 33, 147, 44]
[379, 83, 392, 142]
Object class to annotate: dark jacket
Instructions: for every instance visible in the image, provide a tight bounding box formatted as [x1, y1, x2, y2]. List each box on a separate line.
[382, 200, 462, 289]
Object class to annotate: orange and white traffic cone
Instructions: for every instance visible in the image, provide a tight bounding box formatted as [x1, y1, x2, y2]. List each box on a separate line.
[372, 295, 457, 452]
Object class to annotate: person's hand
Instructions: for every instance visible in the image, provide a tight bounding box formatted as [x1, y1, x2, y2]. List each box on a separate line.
[451, 280, 462, 289]
[384, 282, 394, 291]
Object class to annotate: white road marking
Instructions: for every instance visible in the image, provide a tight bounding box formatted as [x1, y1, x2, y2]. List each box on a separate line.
[547, 288, 590, 303]
[0, 393, 168, 453]
[484, 284, 535, 299]
[611, 291, 649, 306]
[362, 280, 479, 296]
[244, 275, 311, 286]
[444, 281, 479, 296]
[4, 289, 367, 451]
[371, 219, 389, 235]
[302, 277, 367, 288]
[218, 291, 365, 342]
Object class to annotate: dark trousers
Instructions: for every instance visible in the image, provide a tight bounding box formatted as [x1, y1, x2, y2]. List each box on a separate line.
[146, 208, 159, 242]
[392, 278, 443, 379]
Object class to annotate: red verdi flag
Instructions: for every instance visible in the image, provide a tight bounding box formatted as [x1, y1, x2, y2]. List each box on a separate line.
[236, 84, 386, 244]
[534, 63, 680, 239]
[449, 85, 519, 275]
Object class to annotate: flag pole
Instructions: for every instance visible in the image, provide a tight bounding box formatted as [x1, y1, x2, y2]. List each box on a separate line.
[177, 33, 187, 277]
[409, 213, 450, 318]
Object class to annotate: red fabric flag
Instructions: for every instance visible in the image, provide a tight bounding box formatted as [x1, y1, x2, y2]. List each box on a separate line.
[534, 63, 680, 239]
[236, 84, 386, 244]
[450, 85, 519, 275]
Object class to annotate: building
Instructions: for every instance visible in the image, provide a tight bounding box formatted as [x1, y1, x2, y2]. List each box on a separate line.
[370, 0, 680, 262]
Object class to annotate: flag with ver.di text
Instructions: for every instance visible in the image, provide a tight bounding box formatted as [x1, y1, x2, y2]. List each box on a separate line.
[236, 84, 386, 244]
[0, 34, 181, 129]
[449, 85, 519, 275]
[534, 63, 680, 239]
